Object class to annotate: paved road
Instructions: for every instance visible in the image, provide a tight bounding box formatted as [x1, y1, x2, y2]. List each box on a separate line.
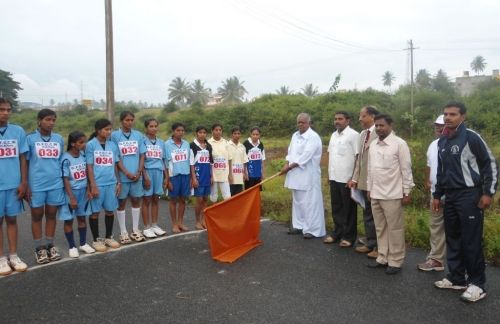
[1, 201, 499, 323]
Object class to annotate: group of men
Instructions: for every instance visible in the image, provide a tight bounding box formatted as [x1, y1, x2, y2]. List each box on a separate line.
[281, 102, 498, 303]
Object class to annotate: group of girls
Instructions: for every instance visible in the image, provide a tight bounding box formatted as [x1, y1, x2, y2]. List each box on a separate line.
[0, 103, 266, 273]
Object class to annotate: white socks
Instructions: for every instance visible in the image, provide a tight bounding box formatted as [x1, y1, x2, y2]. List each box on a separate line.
[117, 210, 127, 234]
[132, 208, 140, 232]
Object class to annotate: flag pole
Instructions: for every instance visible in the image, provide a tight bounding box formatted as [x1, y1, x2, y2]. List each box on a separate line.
[255, 172, 282, 186]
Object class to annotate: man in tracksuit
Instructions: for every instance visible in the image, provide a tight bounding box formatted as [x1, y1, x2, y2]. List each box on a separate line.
[432, 101, 498, 303]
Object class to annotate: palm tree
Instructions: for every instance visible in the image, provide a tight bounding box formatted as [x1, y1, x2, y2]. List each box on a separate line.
[168, 77, 191, 107]
[190, 79, 211, 106]
[217, 76, 247, 105]
[382, 71, 395, 90]
[415, 69, 432, 89]
[276, 86, 292, 95]
[301, 83, 318, 97]
[470, 55, 487, 75]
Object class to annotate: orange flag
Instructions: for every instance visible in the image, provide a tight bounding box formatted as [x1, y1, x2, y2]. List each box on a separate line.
[204, 185, 263, 263]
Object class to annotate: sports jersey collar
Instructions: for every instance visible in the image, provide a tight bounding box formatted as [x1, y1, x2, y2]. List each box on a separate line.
[36, 128, 52, 142]
[0, 123, 8, 136]
[247, 137, 260, 146]
[446, 122, 466, 139]
[194, 138, 207, 149]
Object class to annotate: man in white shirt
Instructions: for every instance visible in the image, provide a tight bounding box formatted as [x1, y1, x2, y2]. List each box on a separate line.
[281, 113, 326, 239]
[367, 114, 414, 275]
[418, 115, 446, 272]
[324, 111, 360, 247]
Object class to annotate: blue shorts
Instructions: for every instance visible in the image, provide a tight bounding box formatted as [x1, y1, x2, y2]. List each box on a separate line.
[118, 180, 144, 200]
[0, 189, 24, 217]
[168, 174, 191, 198]
[193, 185, 211, 197]
[58, 188, 90, 221]
[30, 188, 65, 208]
[144, 169, 164, 196]
[89, 184, 118, 213]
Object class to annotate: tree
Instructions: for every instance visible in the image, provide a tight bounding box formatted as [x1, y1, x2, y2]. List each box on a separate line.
[217, 76, 247, 105]
[301, 83, 318, 97]
[168, 77, 191, 107]
[190, 79, 211, 106]
[0, 69, 23, 108]
[276, 86, 292, 95]
[382, 71, 395, 90]
[432, 69, 454, 94]
[470, 55, 486, 75]
[328, 74, 342, 93]
[415, 69, 432, 89]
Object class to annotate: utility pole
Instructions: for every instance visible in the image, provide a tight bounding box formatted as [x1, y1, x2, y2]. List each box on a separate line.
[105, 0, 115, 122]
[406, 39, 418, 137]
[80, 81, 83, 103]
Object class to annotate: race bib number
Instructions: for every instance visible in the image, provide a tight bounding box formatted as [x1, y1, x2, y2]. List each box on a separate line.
[70, 163, 87, 180]
[118, 141, 138, 156]
[248, 148, 262, 161]
[196, 149, 210, 164]
[232, 163, 244, 174]
[0, 140, 18, 159]
[171, 149, 188, 163]
[146, 144, 162, 159]
[213, 157, 227, 170]
[94, 150, 114, 166]
[35, 142, 60, 159]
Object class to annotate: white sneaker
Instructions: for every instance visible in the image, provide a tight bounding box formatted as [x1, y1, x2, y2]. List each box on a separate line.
[0, 257, 12, 276]
[92, 238, 107, 252]
[9, 255, 28, 272]
[69, 247, 79, 258]
[152, 225, 167, 236]
[461, 284, 487, 302]
[143, 228, 157, 239]
[434, 278, 467, 290]
[79, 243, 96, 254]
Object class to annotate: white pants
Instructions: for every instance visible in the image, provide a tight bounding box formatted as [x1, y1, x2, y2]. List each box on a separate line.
[291, 188, 326, 237]
[210, 181, 231, 202]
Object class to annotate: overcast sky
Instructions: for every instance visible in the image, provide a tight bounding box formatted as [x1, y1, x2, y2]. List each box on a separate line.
[1, 0, 499, 104]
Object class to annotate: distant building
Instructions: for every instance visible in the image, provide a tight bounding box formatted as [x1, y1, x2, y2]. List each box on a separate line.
[455, 69, 500, 96]
[207, 95, 223, 106]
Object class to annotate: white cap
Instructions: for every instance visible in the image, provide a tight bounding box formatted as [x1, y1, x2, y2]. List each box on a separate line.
[434, 114, 445, 125]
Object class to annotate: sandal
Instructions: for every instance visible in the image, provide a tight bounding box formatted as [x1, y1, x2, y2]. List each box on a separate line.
[130, 231, 145, 242]
[339, 240, 352, 248]
[119, 233, 132, 244]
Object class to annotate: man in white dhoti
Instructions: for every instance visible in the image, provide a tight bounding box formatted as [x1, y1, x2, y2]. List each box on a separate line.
[280, 113, 326, 239]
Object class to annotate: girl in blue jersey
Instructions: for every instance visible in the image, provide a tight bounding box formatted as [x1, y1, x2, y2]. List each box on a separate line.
[141, 118, 167, 238]
[86, 119, 121, 252]
[59, 131, 95, 258]
[165, 122, 194, 233]
[26, 109, 65, 264]
[189, 126, 213, 230]
[0, 98, 28, 275]
[111, 111, 146, 244]
[243, 127, 266, 190]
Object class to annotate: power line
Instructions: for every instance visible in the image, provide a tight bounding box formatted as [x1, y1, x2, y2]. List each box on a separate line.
[235, 0, 401, 52]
